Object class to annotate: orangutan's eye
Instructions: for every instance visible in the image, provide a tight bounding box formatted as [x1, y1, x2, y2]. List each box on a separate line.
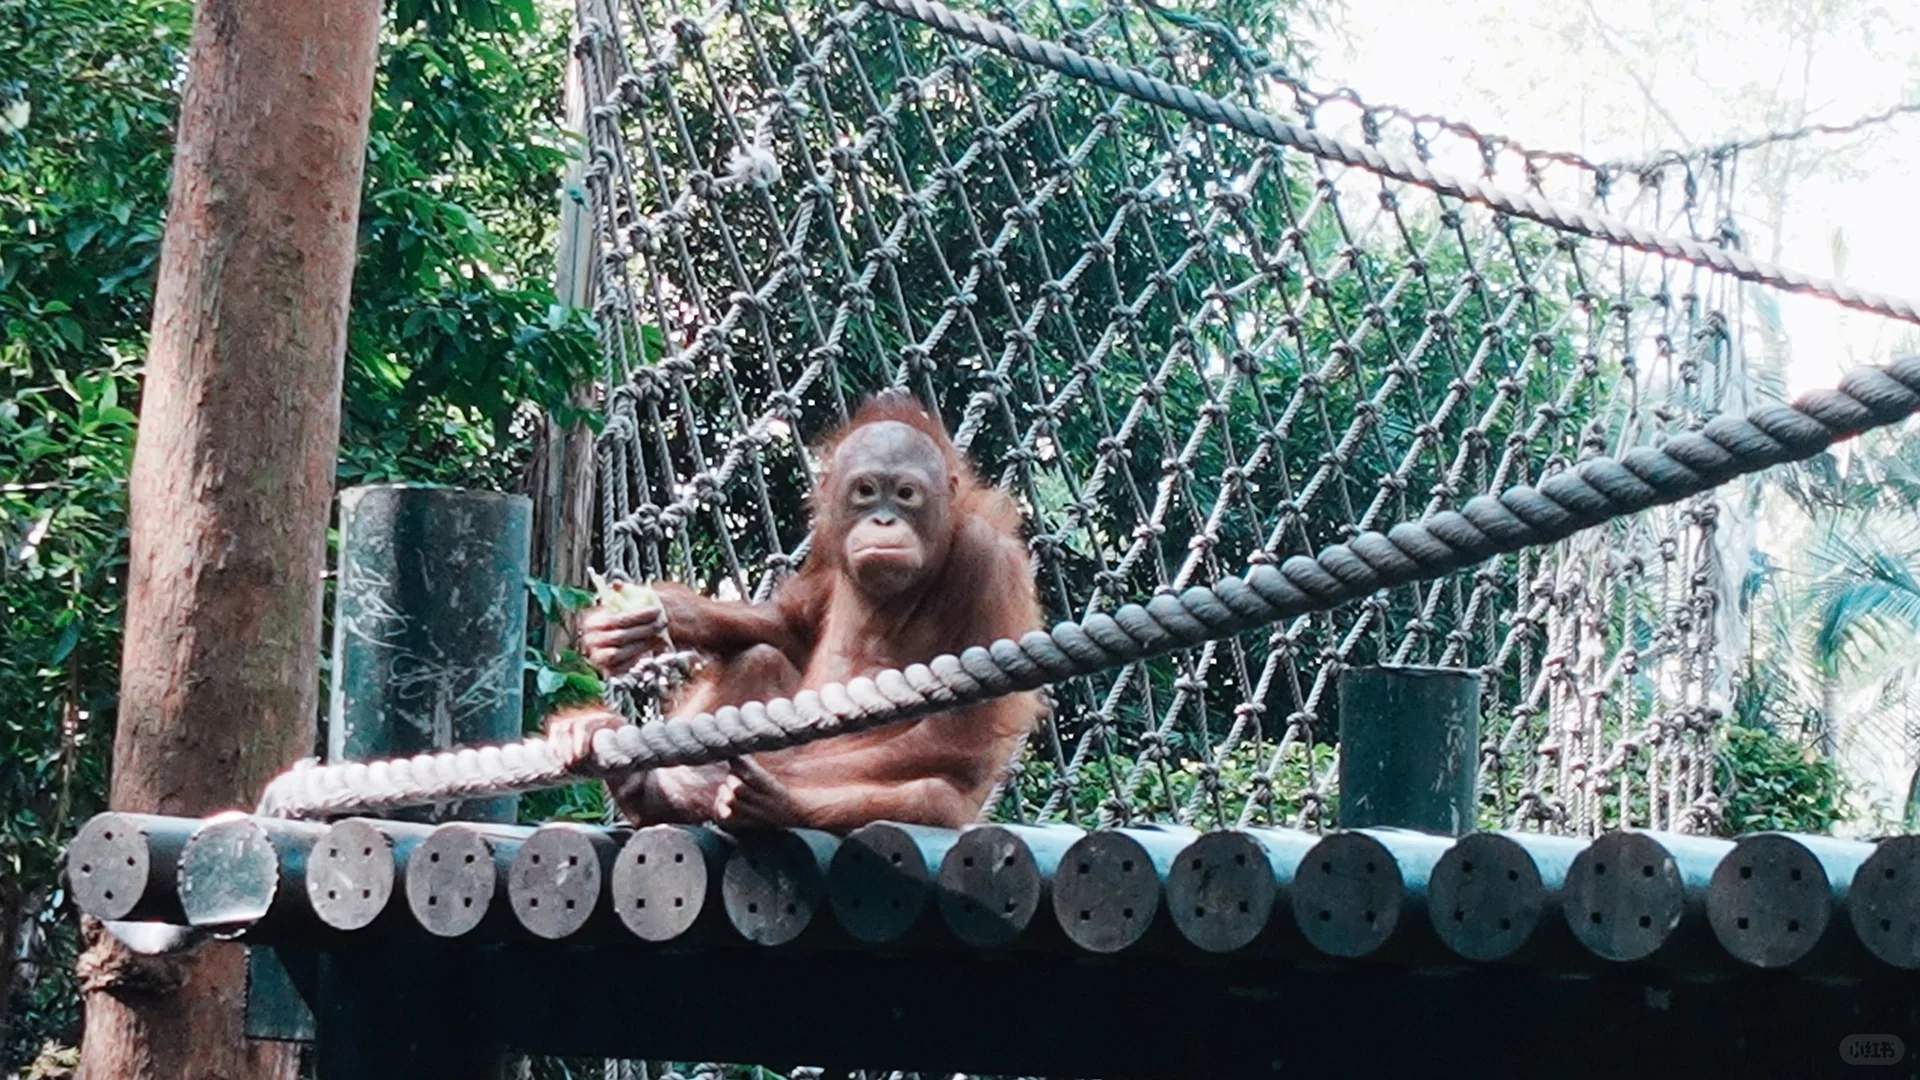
[853, 480, 877, 500]
[897, 484, 919, 506]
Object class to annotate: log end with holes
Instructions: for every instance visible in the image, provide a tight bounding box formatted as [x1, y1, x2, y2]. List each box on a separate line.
[1849, 835, 1920, 970]
[306, 818, 398, 932]
[722, 830, 835, 946]
[1707, 833, 1834, 969]
[936, 825, 1046, 948]
[612, 825, 721, 943]
[1166, 831, 1280, 954]
[1290, 832, 1404, 959]
[1428, 833, 1546, 963]
[68, 812, 162, 923]
[405, 824, 502, 938]
[509, 825, 609, 940]
[828, 822, 935, 945]
[1051, 831, 1164, 954]
[1562, 831, 1686, 963]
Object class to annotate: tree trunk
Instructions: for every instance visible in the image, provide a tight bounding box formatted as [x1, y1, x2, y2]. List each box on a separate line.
[529, 48, 599, 656]
[0, 887, 24, 1056]
[75, 1, 381, 1077]
[529, 391, 599, 656]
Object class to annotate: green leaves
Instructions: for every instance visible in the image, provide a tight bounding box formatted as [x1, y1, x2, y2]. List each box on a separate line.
[1, 0, 591, 1063]
[1718, 725, 1848, 836]
[337, 6, 596, 494]
[47, 618, 80, 666]
[527, 575, 596, 622]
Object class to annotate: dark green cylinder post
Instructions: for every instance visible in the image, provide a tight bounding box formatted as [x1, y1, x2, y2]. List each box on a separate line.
[1337, 665, 1481, 836]
[330, 484, 532, 823]
[306, 484, 528, 1078]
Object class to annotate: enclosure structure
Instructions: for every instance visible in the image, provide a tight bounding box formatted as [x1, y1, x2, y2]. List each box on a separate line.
[67, 808, 1920, 1075]
[567, 0, 1912, 840]
[72, 0, 1920, 1073]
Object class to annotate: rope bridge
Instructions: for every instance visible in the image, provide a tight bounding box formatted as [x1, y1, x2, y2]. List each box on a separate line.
[257, 0, 1920, 843]
[261, 361, 1920, 818]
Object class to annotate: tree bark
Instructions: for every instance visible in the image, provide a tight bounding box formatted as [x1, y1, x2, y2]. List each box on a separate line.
[0, 887, 24, 1056]
[529, 49, 599, 656]
[76, 1, 381, 1077]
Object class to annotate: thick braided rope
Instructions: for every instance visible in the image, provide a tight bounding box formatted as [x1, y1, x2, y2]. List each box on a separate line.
[865, 0, 1920, 329]
[254, 356, 1920, 818]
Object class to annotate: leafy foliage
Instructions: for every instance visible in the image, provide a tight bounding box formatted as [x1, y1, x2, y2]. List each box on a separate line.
[0, 0, 189, 1060]
[0, 0, 1886, 1069]
[0, 0, 593, 1065]
[1716, 724, 1849, 836]
[1739, 417, 1920, 832]
[342, 0, 600, 490]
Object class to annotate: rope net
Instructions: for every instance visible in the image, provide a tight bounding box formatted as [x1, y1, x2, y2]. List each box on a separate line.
[571, 0, 1851, 844]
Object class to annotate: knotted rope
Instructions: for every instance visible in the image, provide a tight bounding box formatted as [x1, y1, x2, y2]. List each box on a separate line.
[867, 0, 1920, 329]
[256, 355, 1920, 818]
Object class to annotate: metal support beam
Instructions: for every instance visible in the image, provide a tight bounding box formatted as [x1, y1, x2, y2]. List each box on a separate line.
[1337, 665, 1481, 835]
[299, 483, 530, 1078]
[492, 946, 1920, 1077]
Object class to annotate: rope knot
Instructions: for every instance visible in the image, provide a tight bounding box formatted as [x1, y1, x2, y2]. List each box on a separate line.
[899, 344, 934, 373]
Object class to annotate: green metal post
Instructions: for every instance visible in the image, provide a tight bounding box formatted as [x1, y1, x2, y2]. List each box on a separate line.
[1337, 665, 1481, 836]
[304, 484, 529, 1077]
[329, 483, 532, 822]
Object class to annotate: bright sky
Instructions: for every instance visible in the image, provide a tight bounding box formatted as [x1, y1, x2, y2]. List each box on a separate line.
[1301, 1, 1920, 818]
[1304, 0, 1920, 395]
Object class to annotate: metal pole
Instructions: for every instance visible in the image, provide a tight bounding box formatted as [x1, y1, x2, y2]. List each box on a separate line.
[1337, 665, 1481, 835]
[329, 484, 532, 822]
[308, 483, 530, 1078]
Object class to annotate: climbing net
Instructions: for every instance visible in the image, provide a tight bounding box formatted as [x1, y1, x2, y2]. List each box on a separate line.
[567, 0, 1918, 842]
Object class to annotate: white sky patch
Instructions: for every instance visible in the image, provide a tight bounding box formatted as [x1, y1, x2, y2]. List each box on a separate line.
[1305, 0, 1920, 395]
[1304, 0, 1920, 817]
